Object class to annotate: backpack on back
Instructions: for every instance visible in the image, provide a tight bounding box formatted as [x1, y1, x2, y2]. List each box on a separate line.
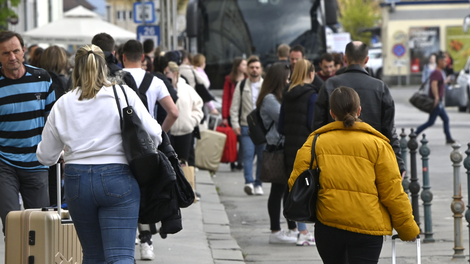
[247, 108, 274, 145]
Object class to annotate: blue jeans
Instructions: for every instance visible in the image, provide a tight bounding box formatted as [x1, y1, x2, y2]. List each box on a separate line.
[415, 103, 452, 140]
[240, 126, 264, 186]
[64, 164, 140, 264]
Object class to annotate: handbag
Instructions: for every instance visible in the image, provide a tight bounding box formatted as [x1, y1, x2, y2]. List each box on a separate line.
[409, 79, 435, 114]
[192, 69, 216, 103]
[283, 134, 320, 223]
[260, 137, 286, 184]
[113, 85, 161, 186]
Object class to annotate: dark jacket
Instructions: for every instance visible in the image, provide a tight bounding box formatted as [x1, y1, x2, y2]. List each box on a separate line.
[313, 64, 405, 173]
[48, 71, 69, 100]
[282, 83, 317, 174]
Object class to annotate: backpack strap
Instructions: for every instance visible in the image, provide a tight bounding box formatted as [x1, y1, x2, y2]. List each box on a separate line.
[238, 79, 247, 124]
[139, 73, 154, 95]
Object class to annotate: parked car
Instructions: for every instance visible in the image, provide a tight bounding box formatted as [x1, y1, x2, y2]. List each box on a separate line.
[366, 48, 383, 80]
[448, 57, 470, 112]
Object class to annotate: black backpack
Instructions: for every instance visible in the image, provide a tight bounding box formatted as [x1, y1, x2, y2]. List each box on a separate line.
[247, 107, 274, 145]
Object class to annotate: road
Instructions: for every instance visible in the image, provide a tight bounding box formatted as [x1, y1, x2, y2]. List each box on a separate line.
[211, 86, 470, 263]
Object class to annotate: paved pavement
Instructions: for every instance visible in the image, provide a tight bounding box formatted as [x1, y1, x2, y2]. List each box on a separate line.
[2, 86, 470, 263]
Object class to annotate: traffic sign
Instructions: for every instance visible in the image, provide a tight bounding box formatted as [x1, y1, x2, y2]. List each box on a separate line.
[392, 43, 406, 57]
[133, 2, 155, 24]
[137, 25, 160, 46]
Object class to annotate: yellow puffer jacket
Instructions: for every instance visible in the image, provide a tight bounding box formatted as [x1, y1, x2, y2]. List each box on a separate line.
[288, 121, 419, 241]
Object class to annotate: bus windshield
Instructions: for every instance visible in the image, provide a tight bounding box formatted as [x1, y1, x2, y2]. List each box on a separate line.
[195, 0, 325, 88]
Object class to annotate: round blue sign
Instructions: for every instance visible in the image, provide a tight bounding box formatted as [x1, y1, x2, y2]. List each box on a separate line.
[392, 44, 406, 57]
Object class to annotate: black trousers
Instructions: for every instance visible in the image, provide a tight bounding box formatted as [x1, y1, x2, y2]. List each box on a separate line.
[170, 132, 195, 166]
[268, 182, 296, 231]
[315, 221, 383, 264]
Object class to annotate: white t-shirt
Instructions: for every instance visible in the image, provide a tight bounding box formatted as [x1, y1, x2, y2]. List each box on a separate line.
[123, 68, 170, 118]
[251, 81, 261, 109]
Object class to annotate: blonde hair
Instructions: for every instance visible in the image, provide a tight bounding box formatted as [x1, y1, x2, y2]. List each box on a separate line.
[40, 46, 68, 75]
[193, 53, 206, 68]
[72, 44, 111, 100]
[288, 59, 314, 91]
[167, 61, 180, 77]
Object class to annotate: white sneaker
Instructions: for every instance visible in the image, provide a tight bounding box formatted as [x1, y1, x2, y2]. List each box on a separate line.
[244, 183, 254, 195]
[254, 185, 264, 195]
[286, 229, 299, 238]
[296, 232, 315, 246]
[140, 242, 155, 260]
[269, 230, 297, 244]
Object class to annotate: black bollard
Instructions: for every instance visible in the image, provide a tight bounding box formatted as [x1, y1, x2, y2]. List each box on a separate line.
[419, 134, 434, 243]
[400, 128, 409, 193]
[407, 129, 421, 230]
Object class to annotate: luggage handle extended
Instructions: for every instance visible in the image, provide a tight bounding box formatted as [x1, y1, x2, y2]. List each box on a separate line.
[391, 234, 421, 264]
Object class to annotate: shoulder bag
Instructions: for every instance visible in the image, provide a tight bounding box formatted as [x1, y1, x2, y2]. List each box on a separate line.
[260, 136, 286, 184]
[191, 69, 216, 103]
[112, 85, 161, 186]
[283, 134, 320, 223]
[409, 78, 435, 114]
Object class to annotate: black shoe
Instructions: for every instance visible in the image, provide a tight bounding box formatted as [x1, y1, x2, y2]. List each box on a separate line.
[230, 162, 236, 172]
[235, 164, 243, 171]
[446, 139, 456, 144]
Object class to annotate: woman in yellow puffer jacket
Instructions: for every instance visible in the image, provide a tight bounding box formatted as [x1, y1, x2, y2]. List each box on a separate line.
[288, 86, 419, 264]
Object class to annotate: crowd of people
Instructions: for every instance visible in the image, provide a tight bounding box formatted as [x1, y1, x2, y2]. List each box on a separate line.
[0, 29, 426, 263]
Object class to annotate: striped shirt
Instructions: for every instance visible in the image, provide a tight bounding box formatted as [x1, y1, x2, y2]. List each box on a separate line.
[0, 65, 55, 170]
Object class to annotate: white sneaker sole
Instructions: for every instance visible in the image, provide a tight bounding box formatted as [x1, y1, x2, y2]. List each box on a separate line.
[296, 241, 316, 246]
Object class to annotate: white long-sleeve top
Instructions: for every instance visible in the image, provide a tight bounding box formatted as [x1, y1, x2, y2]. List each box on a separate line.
[170, 77, 204, 136]
[37, 85, 162, 166]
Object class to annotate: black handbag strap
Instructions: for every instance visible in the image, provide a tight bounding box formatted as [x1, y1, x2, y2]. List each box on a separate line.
[309, 134, 320, 170]
[112, 85, 131, 130]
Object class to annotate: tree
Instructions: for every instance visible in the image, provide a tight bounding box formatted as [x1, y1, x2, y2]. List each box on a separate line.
[337, 0, 380, 45]
[0, 0, 20, 29]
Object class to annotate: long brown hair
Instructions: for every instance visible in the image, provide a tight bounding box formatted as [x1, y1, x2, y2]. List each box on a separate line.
[229, 57, 245, 83]
[288, 59, 314, 91]
[329, 86, 361, 128]
[255, 62, 290, 109]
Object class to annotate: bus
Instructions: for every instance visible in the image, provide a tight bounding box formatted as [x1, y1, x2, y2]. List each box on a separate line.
[186, 0, 337, 89]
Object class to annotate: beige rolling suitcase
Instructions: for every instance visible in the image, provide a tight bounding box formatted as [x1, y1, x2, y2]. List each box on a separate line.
[195, 129, 227, 173]
[5, 163, 82, 264]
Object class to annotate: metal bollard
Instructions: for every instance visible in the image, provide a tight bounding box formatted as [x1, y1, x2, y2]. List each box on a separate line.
[400, 128, 410, 193]
[419, 134, 434, 243]
[408, 129, 421, 230]
[463, 143, 470, 263]
[450, 142, 465, 259]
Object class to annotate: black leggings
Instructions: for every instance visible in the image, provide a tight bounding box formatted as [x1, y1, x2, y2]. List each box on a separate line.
[315, 221, 383, 264]
[268, 182, 296, 231]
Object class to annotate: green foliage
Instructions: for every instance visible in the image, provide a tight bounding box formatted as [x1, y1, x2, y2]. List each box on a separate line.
[338, 0, 380, 45]
[0, 0, 20, 29]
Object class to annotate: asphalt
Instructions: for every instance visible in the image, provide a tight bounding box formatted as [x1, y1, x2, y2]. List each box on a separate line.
[2, 85, 470, 264]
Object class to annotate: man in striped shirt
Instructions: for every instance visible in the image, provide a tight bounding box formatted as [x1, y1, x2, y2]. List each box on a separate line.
[0, 31, 55, 235]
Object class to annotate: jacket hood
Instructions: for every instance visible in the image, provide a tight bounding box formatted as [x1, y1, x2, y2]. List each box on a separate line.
[284, 83, 317, 100]
[313, 121, 389, 142]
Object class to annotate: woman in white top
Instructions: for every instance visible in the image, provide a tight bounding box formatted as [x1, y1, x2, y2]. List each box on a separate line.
[37, 44, 162, 264]
[165, 61, 204, 165]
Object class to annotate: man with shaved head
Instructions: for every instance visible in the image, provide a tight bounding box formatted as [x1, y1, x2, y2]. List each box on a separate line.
[312, 41, 405, 175]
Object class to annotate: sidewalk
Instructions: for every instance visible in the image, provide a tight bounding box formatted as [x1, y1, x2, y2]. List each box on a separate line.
[0, 170, 244, 264]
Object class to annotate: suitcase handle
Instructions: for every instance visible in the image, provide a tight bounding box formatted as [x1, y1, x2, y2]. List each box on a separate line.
[57, 162, 62, 218]
[391, 234, 421, 264]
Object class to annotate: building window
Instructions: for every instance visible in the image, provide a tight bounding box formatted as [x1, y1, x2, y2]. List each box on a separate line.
[129, 11, 133, 20]
[117, 11, 120, 20]
[106, 5, 111, 22]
